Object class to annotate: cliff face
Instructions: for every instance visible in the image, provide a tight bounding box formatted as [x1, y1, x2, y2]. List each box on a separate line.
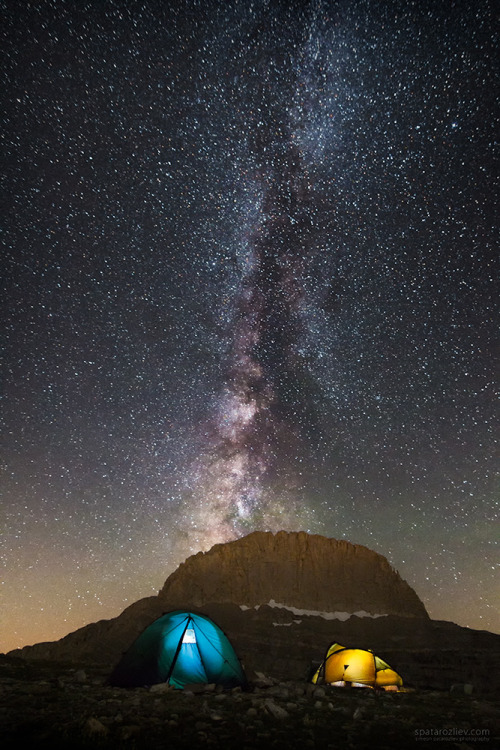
[159, 530, 428, 618]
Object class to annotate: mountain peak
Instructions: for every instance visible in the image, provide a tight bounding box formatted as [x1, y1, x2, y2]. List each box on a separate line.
[159, 530, 428, 619]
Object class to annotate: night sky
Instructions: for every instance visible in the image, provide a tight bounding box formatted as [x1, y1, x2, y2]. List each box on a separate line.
[2, 0, 498, 652]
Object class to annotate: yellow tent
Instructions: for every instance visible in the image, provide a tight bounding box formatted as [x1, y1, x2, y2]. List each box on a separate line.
[312, 643, 403, 690]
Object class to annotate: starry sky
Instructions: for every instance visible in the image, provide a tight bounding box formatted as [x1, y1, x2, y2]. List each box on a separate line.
[2, 0, 498, 652]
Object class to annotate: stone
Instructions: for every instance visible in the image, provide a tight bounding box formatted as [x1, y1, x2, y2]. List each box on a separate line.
[209, 712, 224, 722]
[264, 699, 289, 720]
[85, 717, 108, 736]
[253, 673, 276, 688]
[150, 682, 172, 693]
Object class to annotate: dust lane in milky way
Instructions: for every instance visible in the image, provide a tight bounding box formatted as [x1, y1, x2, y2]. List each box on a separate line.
[182, 137, 319, 549]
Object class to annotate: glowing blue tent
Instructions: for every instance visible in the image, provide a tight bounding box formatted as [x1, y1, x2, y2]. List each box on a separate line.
[109, 611, 246, 689]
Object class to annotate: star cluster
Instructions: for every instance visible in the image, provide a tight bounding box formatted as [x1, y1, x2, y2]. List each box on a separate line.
[2, 0, 498, 651]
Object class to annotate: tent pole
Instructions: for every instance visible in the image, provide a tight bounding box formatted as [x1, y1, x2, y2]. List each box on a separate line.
[165, 616, 191, 684]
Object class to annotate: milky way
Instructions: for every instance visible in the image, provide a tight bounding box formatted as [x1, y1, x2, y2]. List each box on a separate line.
[2, 0, 498, 651]
[184, 137, 320, 548]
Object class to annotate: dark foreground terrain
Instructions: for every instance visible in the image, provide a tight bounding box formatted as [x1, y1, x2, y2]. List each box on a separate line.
[1, 656, 498, 749]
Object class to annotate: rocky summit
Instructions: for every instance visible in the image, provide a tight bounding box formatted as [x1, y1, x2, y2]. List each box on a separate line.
[158, 531, 429, 617]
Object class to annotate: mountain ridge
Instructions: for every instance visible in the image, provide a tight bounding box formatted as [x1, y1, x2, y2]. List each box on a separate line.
[6, 532, 500, 692]
[157, 530, 428, 617]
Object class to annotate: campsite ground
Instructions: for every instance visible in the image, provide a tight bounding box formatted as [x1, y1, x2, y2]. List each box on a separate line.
[1, 655, 498, 749]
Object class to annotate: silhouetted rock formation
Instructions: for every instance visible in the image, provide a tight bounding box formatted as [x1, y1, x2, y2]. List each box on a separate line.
[158, 531, 428, 618]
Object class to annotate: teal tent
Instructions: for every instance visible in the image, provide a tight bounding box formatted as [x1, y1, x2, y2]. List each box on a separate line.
[109, 611, 246, 689]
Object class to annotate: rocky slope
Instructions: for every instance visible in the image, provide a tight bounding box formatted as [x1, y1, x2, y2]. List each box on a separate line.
[158, 531, 428, 618]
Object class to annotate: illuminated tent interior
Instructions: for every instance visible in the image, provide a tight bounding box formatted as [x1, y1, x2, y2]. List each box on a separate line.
[312, 643, 403, 691]
[109, 611, 247, 689]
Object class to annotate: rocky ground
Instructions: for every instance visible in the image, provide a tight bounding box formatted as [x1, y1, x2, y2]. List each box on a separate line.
[1, 656, 499, 749]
